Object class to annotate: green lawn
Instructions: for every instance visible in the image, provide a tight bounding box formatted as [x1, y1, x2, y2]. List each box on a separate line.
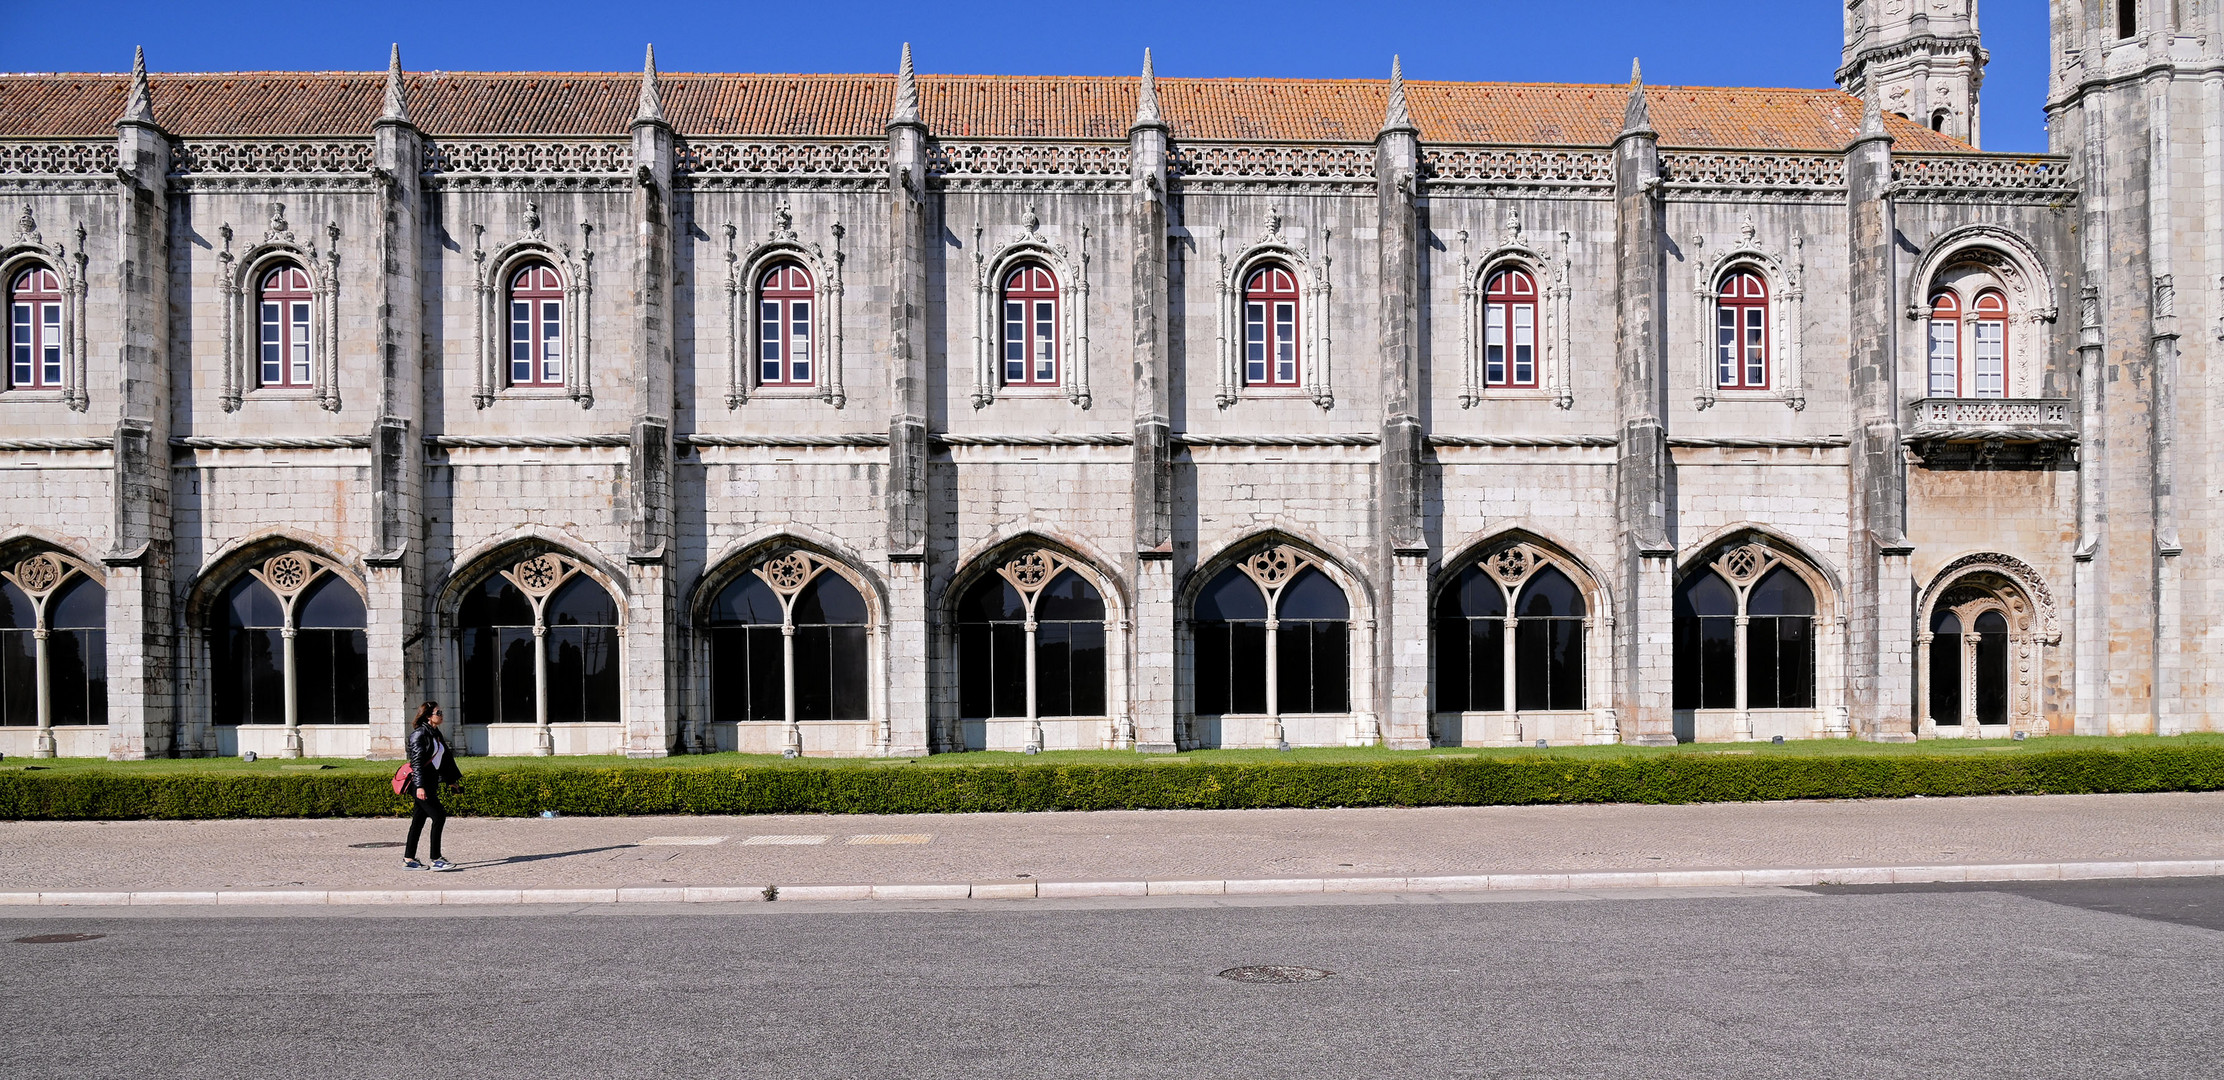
[9, 732, 2222, 776]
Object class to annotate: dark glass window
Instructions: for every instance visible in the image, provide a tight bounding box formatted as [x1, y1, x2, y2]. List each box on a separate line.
[1745, 567, 1814, 709]
[291, 574, 366, 725]
[1195, 562, 1348, 716]
[47, 575, 103, 725]
[1513, 567, 1585, 711]
[1929, 610, 1963, 725]
[457, 575, 537, 725]
[1673, 572, 1738, 710]
[212, 570, 363, 726]
[0, 579, 34, 726]
[1436, 564, 1506, 713]
[1193, 566, 1267, 716]
[212, 576, 285, 726]
[543, 576, 620, 724]
[1974, 610, 2009, 725]
[956, 568, 1105, 719]
[708, 566, 868, 723]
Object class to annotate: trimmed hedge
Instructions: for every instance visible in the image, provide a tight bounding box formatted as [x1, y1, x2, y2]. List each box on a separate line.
[3, 746, 2223, 820]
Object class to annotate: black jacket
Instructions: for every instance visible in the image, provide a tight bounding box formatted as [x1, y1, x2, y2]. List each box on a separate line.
[406, 725, 461, 795]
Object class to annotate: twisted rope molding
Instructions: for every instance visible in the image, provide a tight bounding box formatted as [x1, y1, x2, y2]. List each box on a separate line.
[1904, 428, 2079, 444]
[172, 435, 370, 451]
[1665, 436, 1852, 449]
[1428, 435, 1619, 448]
[0, 438, 112, 451]
[934, 434, 1131, 447]
[682, 434, 890, 448]
[425, 434, 631, 449]
[1175, 434, 1382, 447]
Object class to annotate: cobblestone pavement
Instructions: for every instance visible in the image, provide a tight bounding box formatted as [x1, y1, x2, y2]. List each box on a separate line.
[3, 792, 2220, 893]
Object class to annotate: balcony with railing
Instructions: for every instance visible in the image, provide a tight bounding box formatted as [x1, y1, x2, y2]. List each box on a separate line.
[1904, 398, 2077, 467]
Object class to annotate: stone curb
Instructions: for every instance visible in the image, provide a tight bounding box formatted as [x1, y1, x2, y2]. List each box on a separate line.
[5, 859, 2221, 908]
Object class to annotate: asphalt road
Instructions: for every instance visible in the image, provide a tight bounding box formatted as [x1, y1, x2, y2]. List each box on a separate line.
[3, 881, 2219, 1080]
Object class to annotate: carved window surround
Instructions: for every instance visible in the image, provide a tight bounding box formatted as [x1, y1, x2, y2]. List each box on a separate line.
[216, 205, 342, 413]
[469, 205, 595, 409]
[0, 207, 89, 411]
[970, 207, 1091, 410]
[1434, 539, 1615, 746]
[723, 208, 846, 409]
[1904, 224, 2060, 401]
[1915, 555, 2059, 738]
[0, 549, 102, 754]
[1691, 220, 1807, 412]
[1456, 212, 1574, 410]
[1213, 209, 1333, 410]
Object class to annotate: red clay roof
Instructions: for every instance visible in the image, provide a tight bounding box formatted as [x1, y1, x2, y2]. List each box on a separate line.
[0, 71, 1974, 151]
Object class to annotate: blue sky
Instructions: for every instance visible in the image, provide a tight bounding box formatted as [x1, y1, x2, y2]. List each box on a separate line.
[0, 1, 2054, 152]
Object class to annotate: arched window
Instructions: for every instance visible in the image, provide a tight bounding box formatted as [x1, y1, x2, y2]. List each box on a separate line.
[707, 558, 869, 729]
[508, 264, 565, 387]
[1972, 289, 2007, 398]
[2118, 0, 2138, 37]
[1673, 548, 1816, 717]
[212, 553, 366, 729]
[957, 561, 1106, 723]
[0, 555, 105, 736]
[1002, 265, 1059, 386]
[1926, 598, 2012, 730]
[1243, 265, 1302, 387]
[758, 263, 814, 387]
[258, 265, 314, 388]
[8, 267, 62, 391]
[1931, 109, 1950, 133]
[457, 554, 619, 740]
[1194, 548, 1348, 733]
[1714, 270, 1769, 389]
[1482, 268, 1538, 388]
[1927, 290, 1961, 396]
[1437, 555, 1586, 714]
[1927, 609, 1962, 726]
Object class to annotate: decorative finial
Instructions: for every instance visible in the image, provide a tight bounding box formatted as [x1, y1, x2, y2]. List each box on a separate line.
[14, 205, 38, 246]
[1134, 48, 1163, 128]
[636, 44, 665, 124]
[118, 46, 155, 125]
[1859, 79, 1887, 139]
[890, 42, 921, 126]
[1619, 57, 1655, 139]
[381, 44, 409, 123]
[1380, 54, 1414, 135]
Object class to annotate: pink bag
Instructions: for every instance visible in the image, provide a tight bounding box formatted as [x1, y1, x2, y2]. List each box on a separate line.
[391, 764, 412, 796]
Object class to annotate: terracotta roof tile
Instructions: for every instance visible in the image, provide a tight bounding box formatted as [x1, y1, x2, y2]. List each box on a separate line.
[0, 70, 1973, 151]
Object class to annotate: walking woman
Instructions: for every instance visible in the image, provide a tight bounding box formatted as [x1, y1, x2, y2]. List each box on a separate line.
[404, 701, 463, 871]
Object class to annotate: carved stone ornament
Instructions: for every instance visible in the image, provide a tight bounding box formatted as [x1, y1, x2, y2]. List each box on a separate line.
[506, 553, 572, 598]
[753, 551, 825, 597]
[1710, 543, 1778, 587]
[260, 552, 315, 596]
[1922, 551, 2062, 645]
[996, 549, 1068, 596]
[1485, 545, 1536, 588]
[771, 203, 796, 243]
[12, 553, 63, 595]
[263, 201, 293, 246]
[1239, 545, 1310, 591]
[13, 204, 39, 246]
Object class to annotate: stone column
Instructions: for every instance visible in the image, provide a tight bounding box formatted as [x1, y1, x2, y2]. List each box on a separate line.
[1375, 59, 1430, 749]
[1845, 93, 1915, 741]
[1128, 52, 1178, 752]
[365, 46, 424, 760]
[1612, 68, 1676, 746]
[883, 45, 934, 756]
[103, 50, 175, 760]
[625, 49, 679, 757]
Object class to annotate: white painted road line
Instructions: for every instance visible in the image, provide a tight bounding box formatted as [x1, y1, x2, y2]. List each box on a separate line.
[740, 835, 829, 846]
[7, 859, 2222, 908]
[640, 836, 729, 846]
[845, 834, 934, 845]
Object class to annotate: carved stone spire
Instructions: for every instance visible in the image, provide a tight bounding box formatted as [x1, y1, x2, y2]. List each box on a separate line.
[118, 46, 155, 126]
[1132, 47, 1163, 130]
[380, 43, 409, 124]
[635, 44, 665, 125]
[890, 42, 921, 127]
[1379, 54, 1415, 136]
[1619, 57, 1654, 139]
[1858, 77, 1887, 140]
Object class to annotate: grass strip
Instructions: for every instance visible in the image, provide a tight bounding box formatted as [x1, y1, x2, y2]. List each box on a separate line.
[2, 742, 2221, 819]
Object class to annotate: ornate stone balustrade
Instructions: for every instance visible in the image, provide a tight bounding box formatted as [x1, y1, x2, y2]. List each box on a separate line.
[1906, 397, 2077, 466]
[1895, 154, 2076, 192]
[929, 142, 1126, 176]
[1174, 143, 1376, 180]
[1424, 146, 1614, 185]
[676, 140, 887, 176]
[172, 140, 374, 175]
[1661, 151, 1846, 190]
[0, 141, 119, 175]
[423, 140, 629, 175]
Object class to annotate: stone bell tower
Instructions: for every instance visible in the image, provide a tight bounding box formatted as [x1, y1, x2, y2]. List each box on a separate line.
[1838, 0, 1988, 146]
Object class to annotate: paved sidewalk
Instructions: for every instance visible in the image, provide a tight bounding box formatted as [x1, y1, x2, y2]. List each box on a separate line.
[3, 792, 2221, 900]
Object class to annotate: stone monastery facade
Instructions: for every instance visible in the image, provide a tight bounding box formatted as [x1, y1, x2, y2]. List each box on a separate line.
[1, 0, 2219, 760]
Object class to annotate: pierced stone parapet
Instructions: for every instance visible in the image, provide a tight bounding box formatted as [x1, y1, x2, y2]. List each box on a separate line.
[1660, 151, 1846, 191]
[1894, 154, 2077, 193]
[675, 140, 887, 176]
[1174, 143, 1376, 181]
[172, 140, 373, 175]
[1905, 397, 2078, 467]
[0, 141, 119, 175]
[1422, 147, 1612, 185]
[424, 140, 630, 175]
[930, 142, 1127, 177]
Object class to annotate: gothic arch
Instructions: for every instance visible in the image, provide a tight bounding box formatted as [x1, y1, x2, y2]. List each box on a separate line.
[1916, 552, 2057, 737]
[726, 206, 846, 409]
[688, 532, 887, 755]
[1185, 528, 1375, 614]
[1434, 528, 1618, 743]
[1919, 551, 2061, 644]
[1675, 523, 1844, 615]
[1, 217, 90, 410]
[944, 528, 1131, 617]
[1180, 530, 1375, 747]
[186, 530, 363, 631]
[1673, 525, 1850, 739]
[970, 206, 1091, 410]
[1216, 207, 1333, 409]
[940, 532, 1130, 751]
[1907, 225, 2059, 398]
[435, 530, 629, 623]
[1439, 528, 1613, 624]
[691, 533, 885, 629]
[0, 527, 102, 579]
[1689, 221, 1809, 411]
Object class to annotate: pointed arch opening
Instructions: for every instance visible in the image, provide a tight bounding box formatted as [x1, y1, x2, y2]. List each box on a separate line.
[451, 550, 622, 754]
[207, 550, 368, 757]
[696, 544, 878, 756]
[1672, 535, 1839, 743]
[0, 550, 105, 755]
[1188, 541, 1356, 749]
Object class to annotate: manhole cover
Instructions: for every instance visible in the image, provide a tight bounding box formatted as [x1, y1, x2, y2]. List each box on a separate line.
[1217, 965, 1332, 984]
[349, 842, 405, 849]
[13, 933, 105, 944]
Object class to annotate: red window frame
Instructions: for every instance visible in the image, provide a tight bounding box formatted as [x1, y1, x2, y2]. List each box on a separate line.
[1714, 271, 1770, 390]
[757, 263, 815, 386]
[1244, 265, 1301, 387]
[1482, 268, 1538, 388]
[257, 265, 314, 389]
[508, 264, 565, 387]
[8, 267, 62, 390]
[1927, 291, 1961, 397]
[1001, 265, 1059, 386]
[1972, 289, 2007, 398]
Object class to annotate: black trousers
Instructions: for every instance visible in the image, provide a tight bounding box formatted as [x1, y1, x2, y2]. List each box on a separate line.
[405, 790, 447, 861]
